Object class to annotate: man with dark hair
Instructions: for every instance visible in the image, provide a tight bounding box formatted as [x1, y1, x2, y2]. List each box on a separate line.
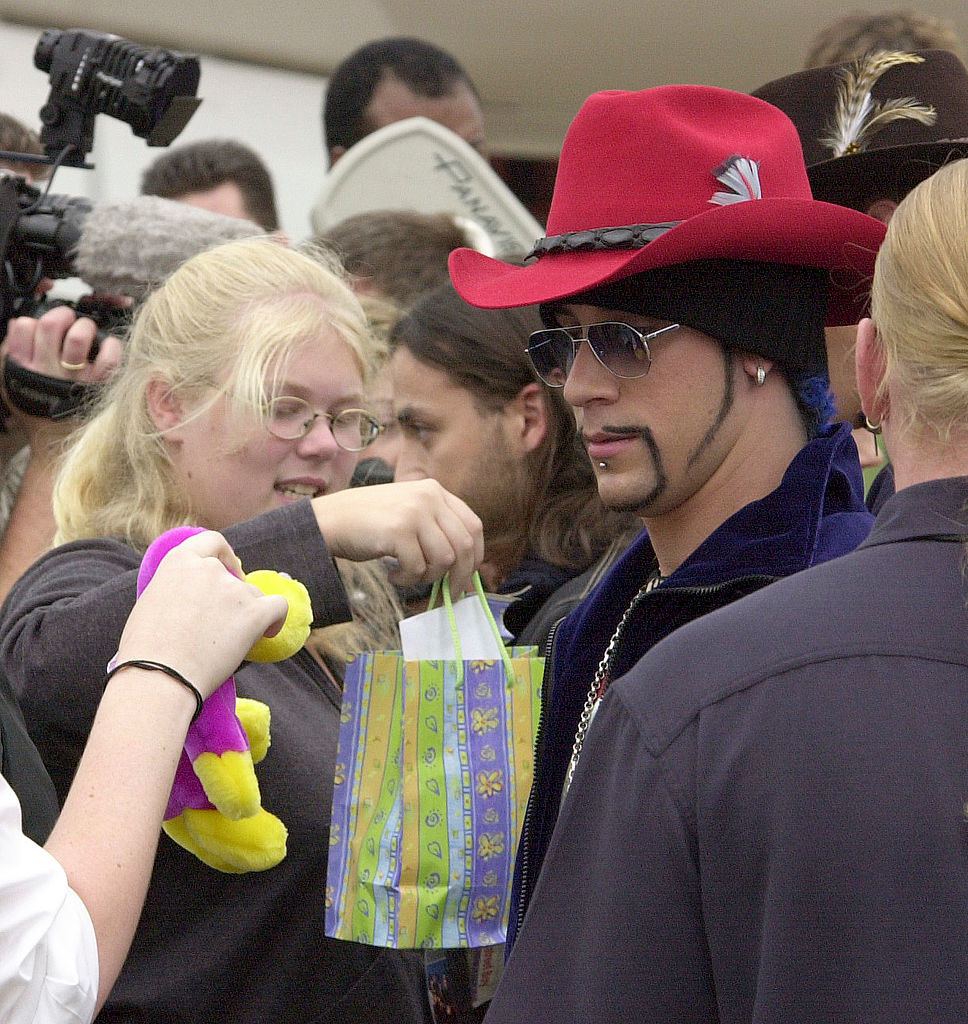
[141, 138, 279, 232]
[322, 37, 485, 166]
[449, 86, 886, 1018]
[0, 113, 50, 182]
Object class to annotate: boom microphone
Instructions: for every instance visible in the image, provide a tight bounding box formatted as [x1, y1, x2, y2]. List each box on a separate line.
[73, 195, 264, 301]
[2, 197, 265, 422]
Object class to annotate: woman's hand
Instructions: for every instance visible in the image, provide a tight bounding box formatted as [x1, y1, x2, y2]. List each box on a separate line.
[115, 531, 289, 699]
[312, 479, 484, 595]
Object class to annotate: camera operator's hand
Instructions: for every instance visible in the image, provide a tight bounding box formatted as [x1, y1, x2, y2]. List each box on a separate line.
[4, 303, 121, 385]
[1, 304, 122, 444]
[0, 306, 124, 607]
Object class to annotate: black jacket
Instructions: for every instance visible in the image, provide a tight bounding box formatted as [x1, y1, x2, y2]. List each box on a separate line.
[0, 667, 57, 843]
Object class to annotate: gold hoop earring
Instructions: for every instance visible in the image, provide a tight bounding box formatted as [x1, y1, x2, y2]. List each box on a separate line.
[863, 414, 881, 435]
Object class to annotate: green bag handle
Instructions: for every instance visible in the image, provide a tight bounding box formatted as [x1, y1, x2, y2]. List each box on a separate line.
[426, 571, 515, 680]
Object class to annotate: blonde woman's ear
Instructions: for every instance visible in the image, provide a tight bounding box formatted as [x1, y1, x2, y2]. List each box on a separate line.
[145, 378, 185, 433]
[855, 318, 888, 424]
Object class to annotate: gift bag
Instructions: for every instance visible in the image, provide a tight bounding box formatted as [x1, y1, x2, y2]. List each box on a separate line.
[326, 574, 543, 948]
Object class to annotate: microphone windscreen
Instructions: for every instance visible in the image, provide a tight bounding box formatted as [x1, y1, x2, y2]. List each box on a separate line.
[74, 195, 264, 302]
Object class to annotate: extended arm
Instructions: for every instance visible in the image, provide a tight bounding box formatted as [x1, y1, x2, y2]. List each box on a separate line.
[0, 479, 482, 804]
[311, 478, 483, 596]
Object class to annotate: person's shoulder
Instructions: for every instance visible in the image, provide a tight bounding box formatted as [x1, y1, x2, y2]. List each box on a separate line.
[26, 535, 140, 577]
[609, 545, 882, 747]
[0, 535, 140, 616]
[515, 533, 636, 646]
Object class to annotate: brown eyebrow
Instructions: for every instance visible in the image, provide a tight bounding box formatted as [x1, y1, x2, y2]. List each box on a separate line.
[396, 407, 434, 428]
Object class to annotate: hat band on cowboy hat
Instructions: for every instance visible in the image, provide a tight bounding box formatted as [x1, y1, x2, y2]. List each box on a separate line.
[527, 222, 680, 258]
[449, 85, 886, 325]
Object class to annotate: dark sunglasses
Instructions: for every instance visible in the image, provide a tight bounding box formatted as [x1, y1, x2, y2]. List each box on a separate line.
[526, 321, 681, 386]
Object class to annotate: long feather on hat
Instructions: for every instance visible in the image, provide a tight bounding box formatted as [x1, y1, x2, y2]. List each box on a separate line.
[821, 51, 937, 158]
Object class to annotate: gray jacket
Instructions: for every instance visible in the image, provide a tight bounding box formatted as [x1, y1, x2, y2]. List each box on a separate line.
[489, 476, 968, 1023]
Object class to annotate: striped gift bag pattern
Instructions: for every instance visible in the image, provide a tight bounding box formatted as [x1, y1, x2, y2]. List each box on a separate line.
[326, 647, 543, 948]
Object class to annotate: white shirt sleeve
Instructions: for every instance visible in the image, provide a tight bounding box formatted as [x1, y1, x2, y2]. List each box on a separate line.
[0, 773, 98, 1024]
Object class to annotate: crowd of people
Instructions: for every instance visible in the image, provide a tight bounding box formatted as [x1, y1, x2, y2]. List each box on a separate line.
[1, 7, 968, 1023]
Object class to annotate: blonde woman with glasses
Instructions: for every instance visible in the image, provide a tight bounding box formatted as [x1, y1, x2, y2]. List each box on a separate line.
[0, 237, 481, 1024]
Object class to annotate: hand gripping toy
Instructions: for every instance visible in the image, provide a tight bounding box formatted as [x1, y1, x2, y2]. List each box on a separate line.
[136, 526, 313, 873]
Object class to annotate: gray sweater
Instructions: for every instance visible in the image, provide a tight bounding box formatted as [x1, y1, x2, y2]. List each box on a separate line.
[0, 500, 431, 1024]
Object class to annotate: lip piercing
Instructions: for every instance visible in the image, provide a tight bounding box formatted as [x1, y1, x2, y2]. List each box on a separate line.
[598, 461, 607, 469]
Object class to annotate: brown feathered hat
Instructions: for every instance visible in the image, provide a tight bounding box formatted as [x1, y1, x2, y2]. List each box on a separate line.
[752, 49, 968, 209]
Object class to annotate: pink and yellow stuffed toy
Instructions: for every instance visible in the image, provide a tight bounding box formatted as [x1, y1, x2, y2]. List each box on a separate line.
[135, 526, 313, 873]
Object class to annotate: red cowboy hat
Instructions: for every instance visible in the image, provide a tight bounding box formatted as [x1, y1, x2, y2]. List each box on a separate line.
[449, 85, 885, 325]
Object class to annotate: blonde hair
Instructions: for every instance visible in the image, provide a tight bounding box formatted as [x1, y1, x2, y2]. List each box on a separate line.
[54, 235, 401, 656]
[870, 157, 968, 444]
[299, 241, 403, 367]
[55, 237, 365, 544]
[356, 292, 402, 367]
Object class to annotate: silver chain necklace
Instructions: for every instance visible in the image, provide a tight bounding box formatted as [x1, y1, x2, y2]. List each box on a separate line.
[562, 570, 665, 797]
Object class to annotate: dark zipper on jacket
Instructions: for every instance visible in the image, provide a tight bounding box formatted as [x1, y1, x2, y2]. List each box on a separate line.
[649, 573, 777, 600]
[510, 571, 777, 946]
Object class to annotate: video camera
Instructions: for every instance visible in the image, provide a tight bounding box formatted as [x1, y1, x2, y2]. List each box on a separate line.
[0, 28, 201, 420]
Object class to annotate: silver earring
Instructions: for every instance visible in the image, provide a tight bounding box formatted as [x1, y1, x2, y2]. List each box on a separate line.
[598, 461, 607, 469]
[755, 366, 766, 386]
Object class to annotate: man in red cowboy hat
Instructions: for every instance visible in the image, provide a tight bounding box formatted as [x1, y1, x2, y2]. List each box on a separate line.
[754, 48, 968, 494]
[449, 84, 885, 1019]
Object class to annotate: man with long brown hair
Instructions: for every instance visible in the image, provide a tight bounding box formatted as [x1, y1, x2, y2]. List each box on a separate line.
[389, 282, 633, 640]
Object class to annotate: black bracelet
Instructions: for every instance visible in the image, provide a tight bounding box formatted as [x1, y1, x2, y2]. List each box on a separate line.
[105, 659, 204, 723]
